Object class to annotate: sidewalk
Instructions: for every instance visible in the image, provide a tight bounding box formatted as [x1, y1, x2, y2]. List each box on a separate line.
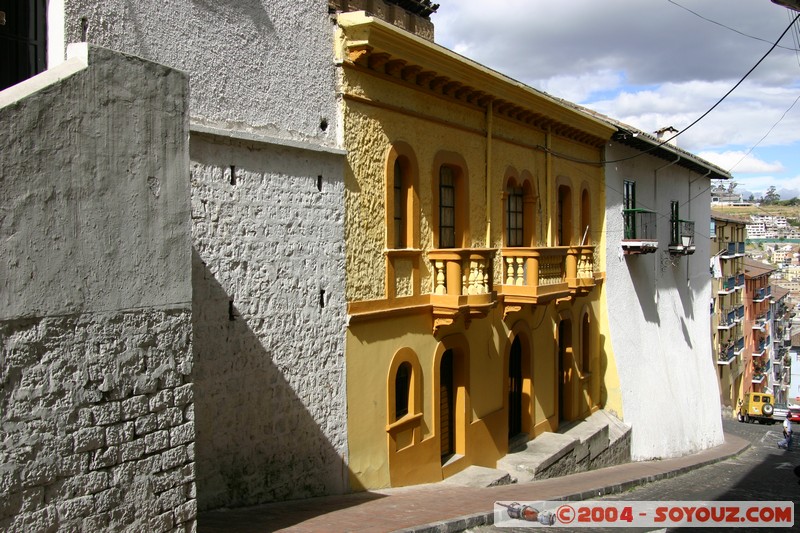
[198, 433, 749, 533]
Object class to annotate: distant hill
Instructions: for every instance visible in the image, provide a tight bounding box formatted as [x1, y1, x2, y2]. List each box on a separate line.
[712, 205, 800, 222]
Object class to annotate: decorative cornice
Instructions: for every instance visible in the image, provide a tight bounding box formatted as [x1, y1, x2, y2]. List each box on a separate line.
[337, 12, 615, 148]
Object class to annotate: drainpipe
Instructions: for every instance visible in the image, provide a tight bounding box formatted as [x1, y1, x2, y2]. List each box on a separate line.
[654, 154, 681, 303]
[486, 100, 493, 247]
[546, 128, 552, 245]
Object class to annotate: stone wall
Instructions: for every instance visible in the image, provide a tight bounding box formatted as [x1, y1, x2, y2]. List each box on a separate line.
[0, 310, 194, 532]
[0, 44, 194, 530]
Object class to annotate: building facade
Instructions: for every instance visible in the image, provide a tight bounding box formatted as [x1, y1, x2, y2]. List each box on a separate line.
[744, 258, 777, 397]
[711, 215, 748, 414]
[602, 128, 727, 460]
[335, 11, 615, 489]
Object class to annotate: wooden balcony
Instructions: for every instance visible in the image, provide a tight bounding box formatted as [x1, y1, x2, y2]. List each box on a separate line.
[427, 248, 497, 333]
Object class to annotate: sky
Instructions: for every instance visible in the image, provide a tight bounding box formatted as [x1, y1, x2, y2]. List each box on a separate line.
[430, 0, 800, 200]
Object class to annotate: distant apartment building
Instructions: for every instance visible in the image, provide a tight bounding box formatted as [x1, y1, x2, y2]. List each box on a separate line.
[710, 186, 747, 206]
[744, 258, 777, 396]
[711, 215, 748, 414]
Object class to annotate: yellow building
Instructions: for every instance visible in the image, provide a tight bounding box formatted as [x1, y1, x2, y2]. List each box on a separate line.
[335, 12, 617, 489]
[710, 214, 748, 413]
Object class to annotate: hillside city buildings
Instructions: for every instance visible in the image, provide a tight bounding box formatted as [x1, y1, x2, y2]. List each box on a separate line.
[0, 1, 790, 530]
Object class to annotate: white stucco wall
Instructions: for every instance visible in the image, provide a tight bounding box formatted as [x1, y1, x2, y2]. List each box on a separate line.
[605, 143, 724, 460]
[55, 0, 339, 146]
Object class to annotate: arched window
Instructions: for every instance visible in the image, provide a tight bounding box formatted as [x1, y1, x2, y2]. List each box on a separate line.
[439, 166, 457, 248]
[395, 362, 411, 419]
[387, 146, 418, 250]
[580, 188, 591, 245]
[506, 185, 524, 247]
[557, 184, 573, 246]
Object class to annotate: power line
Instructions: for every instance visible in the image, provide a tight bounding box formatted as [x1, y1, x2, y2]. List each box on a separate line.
[539, 12, 800, 166]
[667, 0, 799, 52]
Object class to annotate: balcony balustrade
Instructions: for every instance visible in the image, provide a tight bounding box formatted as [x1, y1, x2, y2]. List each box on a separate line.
[735, 273, 745, 289]
[717, 343, 736, 365]
[622, 209, 657, 255]
[719, 276, 736, 294]
[499, 245, 599, 310]
[718, 308, 737, 330]
[668, 219, 696, 255]
[428, 248, 496, 332]
[753, 286, 771, 302]
[735, 337, 745, 355]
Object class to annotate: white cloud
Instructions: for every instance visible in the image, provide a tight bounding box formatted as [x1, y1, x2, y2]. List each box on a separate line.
[696, 151, 784, 174]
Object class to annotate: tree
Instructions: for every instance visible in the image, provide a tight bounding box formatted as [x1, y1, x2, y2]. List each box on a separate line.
[763, 186, 780, 205]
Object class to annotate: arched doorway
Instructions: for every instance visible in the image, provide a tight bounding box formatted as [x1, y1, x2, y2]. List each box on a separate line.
[558, 319, 574, 423]
[440, 349, 455, 461]
[508, 337, 523, 438]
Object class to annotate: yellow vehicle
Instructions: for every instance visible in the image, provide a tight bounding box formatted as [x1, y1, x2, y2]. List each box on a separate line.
[737, 392, 776, 424]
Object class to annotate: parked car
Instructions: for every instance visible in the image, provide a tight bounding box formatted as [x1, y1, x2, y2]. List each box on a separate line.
[787, 407, 800, 423]
[737, 392, 776, 424]
[774, 403, 789, 420]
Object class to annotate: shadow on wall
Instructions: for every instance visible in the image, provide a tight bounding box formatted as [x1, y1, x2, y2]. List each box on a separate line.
[626, 256, 661, 326]
[192, 249, 348, 510]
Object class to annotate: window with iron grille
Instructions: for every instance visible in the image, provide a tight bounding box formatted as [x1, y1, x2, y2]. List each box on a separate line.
[506, 186, 524, 247]
[393, 159, 406, 248]
[439, 166, 456, 248]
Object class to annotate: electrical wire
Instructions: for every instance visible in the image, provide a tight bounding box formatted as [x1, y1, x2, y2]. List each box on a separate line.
[667, 0, 799, 52]
[538, 12, 800, 166]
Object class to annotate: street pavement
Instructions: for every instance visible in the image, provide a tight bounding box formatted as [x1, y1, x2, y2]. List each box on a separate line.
[467, 418, 800, 532]
[198, 419, 768, 532]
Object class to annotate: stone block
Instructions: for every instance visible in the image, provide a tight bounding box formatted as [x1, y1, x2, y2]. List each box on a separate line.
[119, 439, 147, 463]
[170, 422, 194, 447]
[106, 421, 135, 446]
[94, 487, 122, 513]
[173, 498, 197, 523]
[122, 395, 149, 420]
[92, 401, 122, 426]
[74, 427, 105, 453]
[134, 413, 158, 436]
[90, 446, 119, 471]
[21, 459, 58, 488]
[149, 389, 174, 412]
[150, 510, 174, 533]
[56, 495, 94, 520]
[161, 446, 188, 471]
[58, 453, 89, 477]
[145, 430, 170, 454]
[173, 384, 193, 406]
[158, 407, 183, 430]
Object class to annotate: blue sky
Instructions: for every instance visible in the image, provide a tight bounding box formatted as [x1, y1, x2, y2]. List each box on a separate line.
[431, 0, 800, 200]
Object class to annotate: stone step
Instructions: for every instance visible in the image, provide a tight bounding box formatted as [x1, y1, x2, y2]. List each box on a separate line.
[441, 465, 515, 487]
[496, 410, 631, 483]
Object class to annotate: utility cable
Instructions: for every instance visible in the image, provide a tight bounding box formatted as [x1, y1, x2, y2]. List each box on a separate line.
[537, 12, 800, 166]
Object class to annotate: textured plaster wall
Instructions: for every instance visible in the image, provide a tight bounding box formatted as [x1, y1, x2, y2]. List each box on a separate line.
[0, 45, 195, 531]
[604, 145, 724, 460]
[190, 135, 348, 509]
[57, 0, 339, 145]
[48, 0, 348, 509]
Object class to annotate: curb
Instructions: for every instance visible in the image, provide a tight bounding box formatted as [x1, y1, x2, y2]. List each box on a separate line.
[397, 438, 751, 532]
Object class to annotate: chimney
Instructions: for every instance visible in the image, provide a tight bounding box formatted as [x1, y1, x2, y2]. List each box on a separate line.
[329, 0, 439, 41]
[654, 126, 680, 147]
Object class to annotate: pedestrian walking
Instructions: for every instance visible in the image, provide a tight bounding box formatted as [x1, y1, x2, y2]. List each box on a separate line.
[778, 417, 793, 450]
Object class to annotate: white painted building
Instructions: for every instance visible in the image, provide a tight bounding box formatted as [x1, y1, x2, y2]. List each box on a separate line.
[603, 125, 728, 460]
